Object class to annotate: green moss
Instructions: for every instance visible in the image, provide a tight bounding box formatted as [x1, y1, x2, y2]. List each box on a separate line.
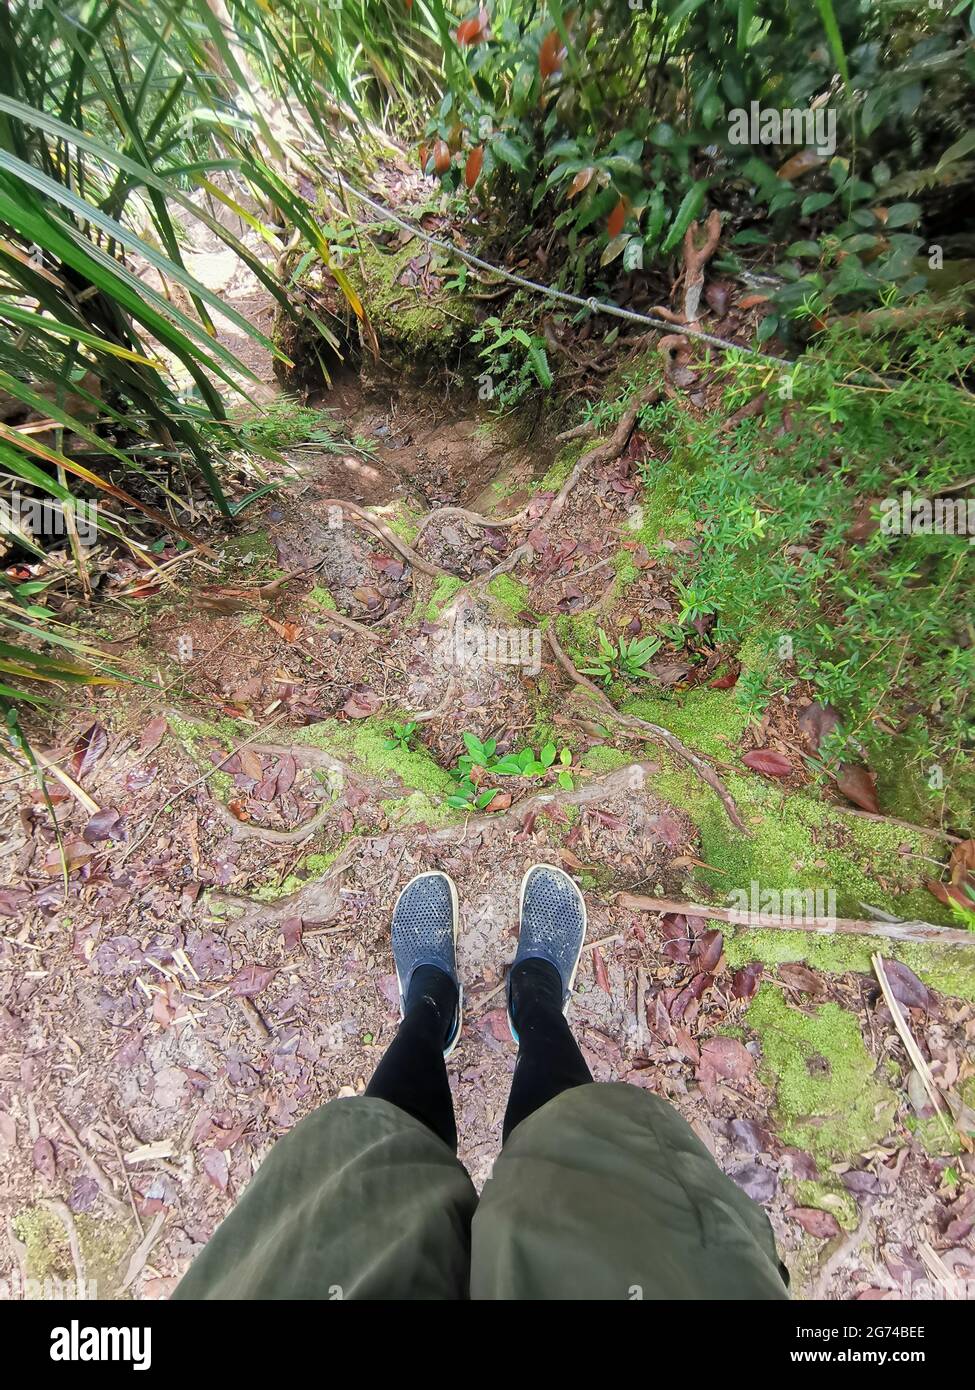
[379, 790, 458, 828]
[624, 687, 749, 761]
[724, 928, 975, 1003]
[345, 236, 474, 353]
[746, 985, 897, 1160]
[306, 585, 337, 611]
[423, 574, 463, 622]
[792, 1179, 859, 1231]
[579, 744, 631, 772]
[538, 445, 581, 491]
[289, 717, 456, 798]
[555, 610, 599, 661]
[486, 573, 531, 619]
[13, 1206, 130, 1297]
[378, 500, 423, 544]
[909, 1113, 964, 1157]
[251, 843, 353, 901]
[219, 528, 274, 563]
[653, 757, 952, 922]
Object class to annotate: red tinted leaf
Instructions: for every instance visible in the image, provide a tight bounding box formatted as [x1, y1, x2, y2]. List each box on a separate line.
[72, 722, 107, 778]
[0, 887, 29, 917]
[949, 839, 975, 884]
[568, 166, 594, 198]
[592, 947, 611, 994]
[343, 689, 383, 719]
[731, 961, 763, 1000]
[202, 1147, 229, 1192]
[708, 666, 740, 689]
[836, 763, 880, 813]
[484, 790, 512, 812]
[699, 1036, 755, 1081]
[726, 1117, 772, 1152]
[230, 964, 276, 998]
[456, 7, 489, 45]
[742, 748, 792, 778]
[33, 1136, 56, 1181]
[275, 753, 297, 797]
[798, 701, 840, 752]
[280, 917, 303, 951]
[465, 144, 484, 189]
[692, 928, 724, 974]
[791, 1207, 842, 1238]
[539, 28, 566, 77]
[607, 197, 626, 239]
[42, 840, 94, 876]
[841, 1169, 881, 1196]
[83, 807, 121, 844]
[880, 959, 932, 1013]
[433, 139, 451, 175]
[925, 879, 972, 910]
[777, 962, 826, 997]
[730, 1163, 777, 1203]
[671, 972, 712, 1019]
[139, 716, 167, 753]
[651, 812, 684, 849]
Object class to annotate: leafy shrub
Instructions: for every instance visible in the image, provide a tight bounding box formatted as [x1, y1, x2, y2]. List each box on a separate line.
[418, 0, 975, 327]
[632, 322, 974, 819]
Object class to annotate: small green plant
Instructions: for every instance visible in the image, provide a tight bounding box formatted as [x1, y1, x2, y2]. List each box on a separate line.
[445, 732, 574, 810]
[580, 628, 661, 686]
[382, 721, 418, 753]
[948, 883, 975, 933]
[470, 316, 553, 409]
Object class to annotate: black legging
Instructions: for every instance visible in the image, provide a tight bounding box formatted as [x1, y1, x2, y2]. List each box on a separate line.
[365, 958, 593, 1150]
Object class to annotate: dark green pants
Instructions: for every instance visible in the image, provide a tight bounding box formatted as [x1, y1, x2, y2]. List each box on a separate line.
[174, 1083, 788, 1300]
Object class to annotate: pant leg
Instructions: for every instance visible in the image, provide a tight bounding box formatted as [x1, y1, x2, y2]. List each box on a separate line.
[173, 1097, 477, 1300]
[471, 1083, 788, 1300]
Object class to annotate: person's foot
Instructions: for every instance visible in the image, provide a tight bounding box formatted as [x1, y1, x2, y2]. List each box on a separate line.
[392, 871, 462, 1058]
[508, 864, 587, 1043]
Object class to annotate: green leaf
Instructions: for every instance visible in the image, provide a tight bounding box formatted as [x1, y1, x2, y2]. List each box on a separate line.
[661, 180, 710, 254]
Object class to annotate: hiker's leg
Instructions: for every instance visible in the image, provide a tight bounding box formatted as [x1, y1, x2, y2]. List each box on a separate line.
[173, 1095, 476, 1300]
[502, 957, 592, 1142]
[476, 865, 787, 1299]
[366, 963, 459, 1150]
[473, 1083, 789, 1300]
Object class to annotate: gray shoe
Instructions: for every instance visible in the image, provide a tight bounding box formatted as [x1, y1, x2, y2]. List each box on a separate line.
[508, 863, 587, 1042]
[391, 870, 462, 1058]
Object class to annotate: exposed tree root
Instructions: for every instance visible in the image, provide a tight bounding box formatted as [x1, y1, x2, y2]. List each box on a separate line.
[680, 210, 722, 322]
[212, 798, 334, 845]
[546, 627, 750, 835]
[312, 605, 384, 641]
[718, 391, 769, 433]
[616, 893, 975, 949]
[315, 497, 447, 576]
[206, 759, 671, 927]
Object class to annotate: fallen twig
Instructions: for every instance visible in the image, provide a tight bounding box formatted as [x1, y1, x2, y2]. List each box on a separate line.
[872, 953, 955, 1142]
[52, 1106, 128, 1216]
[617, 893, 975, 948]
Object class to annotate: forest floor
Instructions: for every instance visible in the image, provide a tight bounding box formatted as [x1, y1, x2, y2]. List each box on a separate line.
[1, 172, 974, 1302]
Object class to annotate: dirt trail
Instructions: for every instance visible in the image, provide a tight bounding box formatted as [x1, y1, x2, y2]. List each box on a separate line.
[2, 195, 973, 1303]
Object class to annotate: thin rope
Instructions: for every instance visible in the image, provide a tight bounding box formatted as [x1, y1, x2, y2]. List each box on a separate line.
[323, 173, 791, 368]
